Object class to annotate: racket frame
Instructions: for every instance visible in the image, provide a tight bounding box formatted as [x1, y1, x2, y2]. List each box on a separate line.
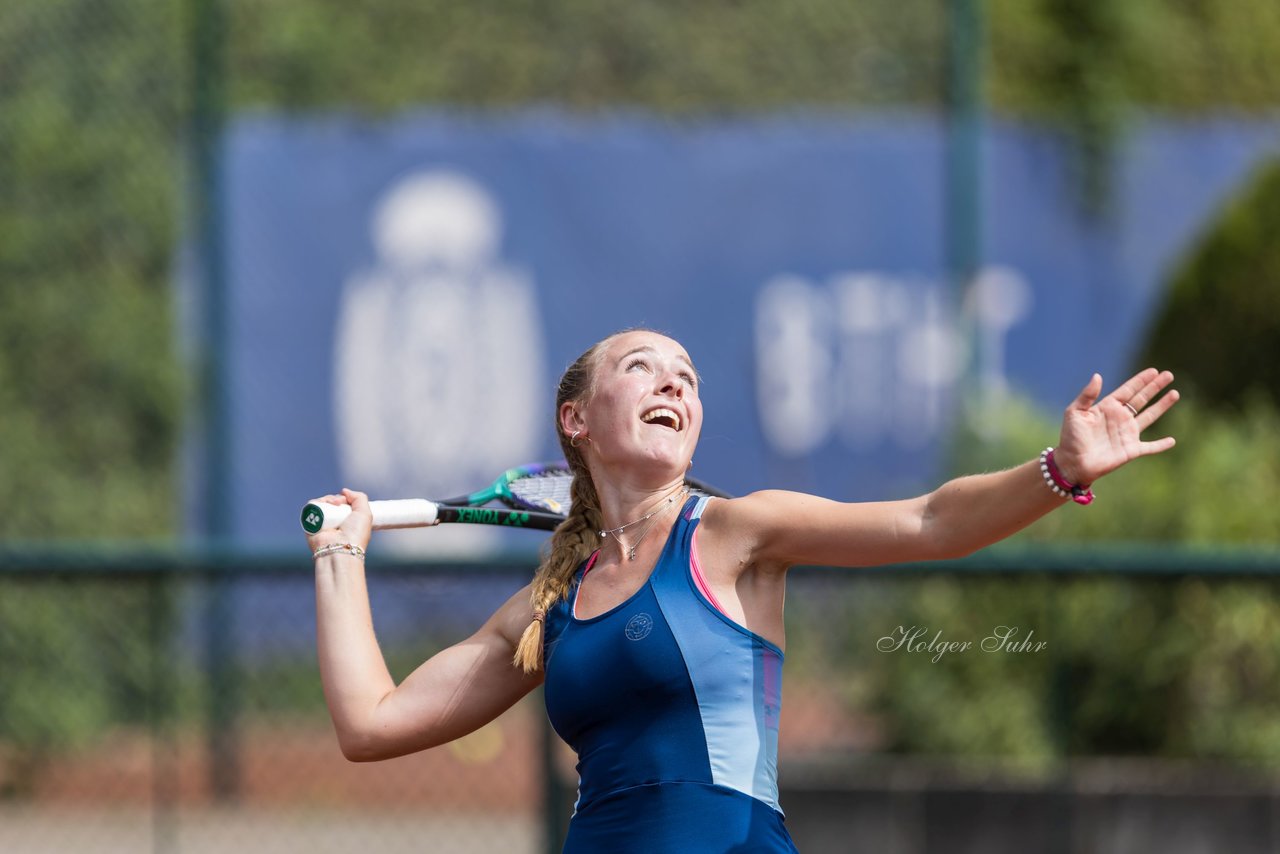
[300, 461, 729, 534]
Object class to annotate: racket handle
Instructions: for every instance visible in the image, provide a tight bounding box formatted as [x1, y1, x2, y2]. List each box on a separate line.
[300, 499, 440, 534]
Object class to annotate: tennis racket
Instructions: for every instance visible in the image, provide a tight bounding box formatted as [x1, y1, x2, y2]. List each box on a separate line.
[300, 462, 730, 534]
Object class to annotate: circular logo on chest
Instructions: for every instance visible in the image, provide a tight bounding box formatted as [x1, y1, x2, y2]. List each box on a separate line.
[624, 612, 655, 641]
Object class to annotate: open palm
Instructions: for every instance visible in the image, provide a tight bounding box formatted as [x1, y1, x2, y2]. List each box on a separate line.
[1054, 368, 1180, 486]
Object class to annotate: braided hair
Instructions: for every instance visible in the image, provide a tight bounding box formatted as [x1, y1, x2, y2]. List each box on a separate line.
[512, 336, 612, 674]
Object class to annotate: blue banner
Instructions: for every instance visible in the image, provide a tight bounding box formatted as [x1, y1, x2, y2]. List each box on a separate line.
[198, 111, 1280, 552]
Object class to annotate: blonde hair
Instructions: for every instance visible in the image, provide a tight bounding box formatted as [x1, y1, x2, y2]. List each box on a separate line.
[512, 340, 607, 673]
[512, 329, 662, 673]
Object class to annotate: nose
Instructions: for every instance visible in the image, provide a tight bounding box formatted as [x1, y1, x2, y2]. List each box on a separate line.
[658, 373, 684, 399]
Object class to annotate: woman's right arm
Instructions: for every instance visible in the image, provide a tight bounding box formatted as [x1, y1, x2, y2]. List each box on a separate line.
[311, 489, 544, 762]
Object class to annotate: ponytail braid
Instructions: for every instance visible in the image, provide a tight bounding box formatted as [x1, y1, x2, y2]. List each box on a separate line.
[513, 456, 602, 673]
[512, 335, 613, 674]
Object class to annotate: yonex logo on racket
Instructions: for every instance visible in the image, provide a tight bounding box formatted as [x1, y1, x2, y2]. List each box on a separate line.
[455, 507, 531, 527]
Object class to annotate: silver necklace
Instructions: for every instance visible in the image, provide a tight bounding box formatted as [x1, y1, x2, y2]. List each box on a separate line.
[599, 488, 688, 561]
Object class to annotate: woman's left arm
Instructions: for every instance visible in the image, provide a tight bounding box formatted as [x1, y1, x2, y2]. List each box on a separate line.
[716, 368, 1179, 571]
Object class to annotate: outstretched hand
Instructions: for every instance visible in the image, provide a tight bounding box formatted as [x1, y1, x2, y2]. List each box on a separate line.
[1053, 368, 1180, 486]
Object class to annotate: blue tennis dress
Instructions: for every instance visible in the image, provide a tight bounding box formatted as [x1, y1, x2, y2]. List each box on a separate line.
[543, 496, 798, 853]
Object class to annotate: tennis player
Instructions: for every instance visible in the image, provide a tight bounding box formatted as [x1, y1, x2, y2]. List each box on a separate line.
[308, 328, 1178, 852]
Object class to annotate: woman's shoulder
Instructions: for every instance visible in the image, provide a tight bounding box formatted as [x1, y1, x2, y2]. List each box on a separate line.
[695, 491, 800, 577]
[698, 489, 809, 531]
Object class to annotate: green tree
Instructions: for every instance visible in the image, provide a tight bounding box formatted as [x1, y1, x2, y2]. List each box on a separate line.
[1141, 158, 1280, 411]
[0, 0, 184, 540]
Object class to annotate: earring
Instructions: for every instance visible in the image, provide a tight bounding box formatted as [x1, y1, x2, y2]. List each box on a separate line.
[570, 430, 582, 448]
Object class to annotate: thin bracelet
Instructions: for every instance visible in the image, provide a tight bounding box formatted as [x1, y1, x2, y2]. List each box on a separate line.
[1040, 447, 1095, 505]
[312, 542, 367, 560]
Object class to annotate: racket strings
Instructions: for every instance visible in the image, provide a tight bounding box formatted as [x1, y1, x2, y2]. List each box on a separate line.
[507, 470, 576, 514]
[506, 467, 726, 516]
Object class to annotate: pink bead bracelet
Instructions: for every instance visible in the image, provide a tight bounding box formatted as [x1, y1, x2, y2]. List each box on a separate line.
[1040, 447, 1095, 506]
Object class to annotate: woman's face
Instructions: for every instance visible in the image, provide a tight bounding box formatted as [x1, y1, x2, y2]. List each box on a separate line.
[567, 331, 703, 480]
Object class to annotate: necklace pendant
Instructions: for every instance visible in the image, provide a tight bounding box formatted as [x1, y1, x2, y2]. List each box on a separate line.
[627, 546, 637, 561]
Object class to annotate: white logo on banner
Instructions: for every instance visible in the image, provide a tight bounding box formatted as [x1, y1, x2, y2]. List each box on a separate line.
[754, 268, 1031, 456]
[334, 170, 546, 555]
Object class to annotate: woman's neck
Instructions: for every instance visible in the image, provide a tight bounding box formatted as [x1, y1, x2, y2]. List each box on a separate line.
[592, 470, 687, 532]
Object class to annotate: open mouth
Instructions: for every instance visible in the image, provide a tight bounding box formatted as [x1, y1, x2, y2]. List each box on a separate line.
[640, 407, 682, 431]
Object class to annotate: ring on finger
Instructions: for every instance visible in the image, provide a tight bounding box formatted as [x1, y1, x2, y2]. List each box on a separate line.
[1123, 402, 1139, 417]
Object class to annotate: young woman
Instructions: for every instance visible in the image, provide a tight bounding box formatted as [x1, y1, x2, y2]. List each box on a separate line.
[307, 328, 1179, 852]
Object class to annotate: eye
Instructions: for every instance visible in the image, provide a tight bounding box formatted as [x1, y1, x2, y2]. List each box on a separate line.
[679, 371, 698, 388]
[626, 357, 651, 373]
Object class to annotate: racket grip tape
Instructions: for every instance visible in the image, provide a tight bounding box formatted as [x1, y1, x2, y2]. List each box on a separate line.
[300, 499, 440, 533]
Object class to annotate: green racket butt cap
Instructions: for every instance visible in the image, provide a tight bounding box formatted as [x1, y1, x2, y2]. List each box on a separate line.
[301, 503, 326, 534]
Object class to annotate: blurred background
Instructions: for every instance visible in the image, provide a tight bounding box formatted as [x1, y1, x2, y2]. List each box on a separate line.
[3, 0, 1280, 852]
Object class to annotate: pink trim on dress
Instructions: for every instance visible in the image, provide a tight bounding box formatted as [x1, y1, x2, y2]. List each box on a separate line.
[689, 528, 727, 615]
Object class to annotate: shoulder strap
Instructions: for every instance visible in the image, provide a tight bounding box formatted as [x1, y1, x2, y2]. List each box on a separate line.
[683, 493, 712, 522]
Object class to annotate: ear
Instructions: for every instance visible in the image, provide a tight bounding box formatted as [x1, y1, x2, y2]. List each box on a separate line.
[559, 401, 586, 439]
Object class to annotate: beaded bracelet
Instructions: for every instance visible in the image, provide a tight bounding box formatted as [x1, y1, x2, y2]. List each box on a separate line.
[1039, 447, 1095, 506]
[312, 542, 367, 560]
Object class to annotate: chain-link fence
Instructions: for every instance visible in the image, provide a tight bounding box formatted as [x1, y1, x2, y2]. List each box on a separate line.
[6, 552, 1280, 853]
[0, 558, 548, 853]
[6, 0, 1280, 852]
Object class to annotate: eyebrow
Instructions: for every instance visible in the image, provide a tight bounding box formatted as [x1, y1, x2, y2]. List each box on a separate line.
[617, 345, 700, 378]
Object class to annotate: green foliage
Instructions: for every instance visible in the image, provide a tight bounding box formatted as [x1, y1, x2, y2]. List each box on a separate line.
[856, 577, 1058, 766]
[0, 0, 184, 794]
[0, 579, 176, 796]
[227, 0, 945, 112]
[1141, 158, 1280, 412]
[987, 0, 1280, 210]
[801, 395, 1280, 767]
[0, 0, 184, 541]
[218, 0, 1280, 115]
[988, 0, 1139, 212]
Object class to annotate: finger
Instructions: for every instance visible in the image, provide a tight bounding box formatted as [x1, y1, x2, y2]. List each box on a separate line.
[1125, 370, 1175, 412]
[308, 493, 349, 506]
[1136, 387, 1180, 429]
[1108, 367, 1160, 406]
[1137, 435, 1176, 456]
[1071, 373, 1103, 410]
[342, 488, 371, 511]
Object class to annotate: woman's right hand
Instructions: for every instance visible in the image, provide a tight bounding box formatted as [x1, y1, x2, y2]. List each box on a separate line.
[305, 488, 374, 554]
